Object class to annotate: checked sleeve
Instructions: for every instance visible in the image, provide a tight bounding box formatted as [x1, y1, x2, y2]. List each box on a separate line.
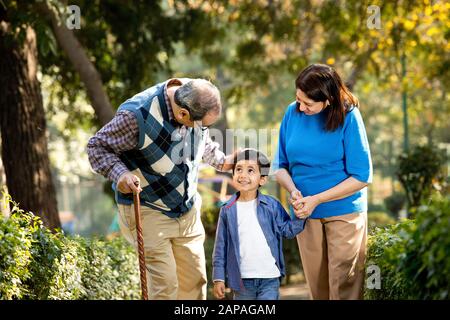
[87, 110, 138, 183]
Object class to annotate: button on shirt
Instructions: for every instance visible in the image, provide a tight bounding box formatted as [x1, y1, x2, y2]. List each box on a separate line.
[236, 199, 281, 279]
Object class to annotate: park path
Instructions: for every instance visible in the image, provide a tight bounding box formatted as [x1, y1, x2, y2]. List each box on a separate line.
[279, 282, 310, 300]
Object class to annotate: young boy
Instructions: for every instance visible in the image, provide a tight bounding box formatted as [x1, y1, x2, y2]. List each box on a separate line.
[212, 148, 306, 300]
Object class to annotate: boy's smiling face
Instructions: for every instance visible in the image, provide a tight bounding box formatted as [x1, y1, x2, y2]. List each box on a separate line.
[232, 159, 267, 194]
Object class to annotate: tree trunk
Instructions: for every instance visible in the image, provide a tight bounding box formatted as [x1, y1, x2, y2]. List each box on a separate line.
[0, 143, 10, 218]
[39, 2, 114, 126]
[0, 24, 61, 230]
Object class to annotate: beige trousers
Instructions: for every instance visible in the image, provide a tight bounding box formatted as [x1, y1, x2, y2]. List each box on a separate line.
[297, 212, 367, 300]
[117, 195, 207, 300]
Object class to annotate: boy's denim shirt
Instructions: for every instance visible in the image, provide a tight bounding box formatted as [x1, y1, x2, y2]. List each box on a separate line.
[212, 191, 307, 291]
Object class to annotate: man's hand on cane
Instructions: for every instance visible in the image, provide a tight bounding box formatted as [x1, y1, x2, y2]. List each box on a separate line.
[130, 176, 146, 300]
[117, 172, 142, 194]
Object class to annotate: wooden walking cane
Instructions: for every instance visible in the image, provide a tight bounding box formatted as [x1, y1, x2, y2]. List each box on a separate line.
[133, 181, 148, 300]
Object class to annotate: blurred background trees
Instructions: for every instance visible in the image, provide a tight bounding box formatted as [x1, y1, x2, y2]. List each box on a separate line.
[0, 0, 448, 236]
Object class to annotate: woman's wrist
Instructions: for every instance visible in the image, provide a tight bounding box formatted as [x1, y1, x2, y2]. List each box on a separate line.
[312, 194, 324, 204]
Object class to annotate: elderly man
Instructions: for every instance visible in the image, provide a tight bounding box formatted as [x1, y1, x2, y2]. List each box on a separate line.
[87, 78, 233, 300]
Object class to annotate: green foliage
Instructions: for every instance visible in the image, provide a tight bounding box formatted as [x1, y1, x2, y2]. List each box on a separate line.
[80, 237, 140, 300]
[368, 203, 386, 212]
[26, 225, 85, 299]
[201, 206, 220, 237]
[365, 195, 450, 299]
[397, 144, 447, 214]
[367, 211, 396, 231]
[282, 237, 302, 285]
[4, 0, 223, 120]
[383, 192, 406, 218]
[365, 220, 414, 299]
[0, 199, 140, 300]
[398, 195, 450, 299]
[0, 200, 38, 299]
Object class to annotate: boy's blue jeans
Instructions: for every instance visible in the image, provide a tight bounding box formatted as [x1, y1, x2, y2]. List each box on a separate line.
[233, 278, 280, 300]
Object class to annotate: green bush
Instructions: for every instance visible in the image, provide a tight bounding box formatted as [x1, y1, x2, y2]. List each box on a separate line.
[398, 195, 450, 299]
[26, 227, 86, 299]
[365, 195, 450, 299]
[368, 203, 386, 212]
[383, 192, 406, 218]
[397, 144, 447, 216]
[80, 237, 140, 300]
[282, 237, 302, 285]
[0, 201, 37, 299]
[201, 206, 220, 237]
[367, 211, 396, 231]
[0, 199, 140, 300]
[365, 220, 414, 299]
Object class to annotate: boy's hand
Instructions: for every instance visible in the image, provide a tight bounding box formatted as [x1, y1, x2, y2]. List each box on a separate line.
[213, 281, 226, 299]
[289, 189, 303, 207]
[294, 195, 321, 219]
[289, 188, 308, 219]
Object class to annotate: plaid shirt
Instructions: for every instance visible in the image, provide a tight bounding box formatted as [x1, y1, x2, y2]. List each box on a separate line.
[87, 80, 225, 184]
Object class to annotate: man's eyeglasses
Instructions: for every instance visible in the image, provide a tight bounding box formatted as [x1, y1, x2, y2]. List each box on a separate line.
[194, 121, 209, 131]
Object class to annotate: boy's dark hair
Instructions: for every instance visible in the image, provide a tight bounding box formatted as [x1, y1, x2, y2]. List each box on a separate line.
[232, 148, 271, 177]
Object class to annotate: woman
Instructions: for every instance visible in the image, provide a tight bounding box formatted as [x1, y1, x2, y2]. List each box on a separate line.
[273, 64, 372, 300]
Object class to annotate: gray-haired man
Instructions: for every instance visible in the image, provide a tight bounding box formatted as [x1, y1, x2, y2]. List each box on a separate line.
[87, 78, 234, 299]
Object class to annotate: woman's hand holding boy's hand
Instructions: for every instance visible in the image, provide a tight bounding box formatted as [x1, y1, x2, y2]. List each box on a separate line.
[289, 189, 303, 204]
[294, 195, 322, 219]
[213, 281, 226, 299]
[290, 189, 303, 213]
[290, 188, 322, 219]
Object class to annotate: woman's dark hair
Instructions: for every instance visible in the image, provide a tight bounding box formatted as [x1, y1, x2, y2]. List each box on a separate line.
[232, 148, 271, 177]
[295, 64, 359, 131]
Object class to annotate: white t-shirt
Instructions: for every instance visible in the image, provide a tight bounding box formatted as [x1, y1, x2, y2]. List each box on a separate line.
[236, 199, 281, 279]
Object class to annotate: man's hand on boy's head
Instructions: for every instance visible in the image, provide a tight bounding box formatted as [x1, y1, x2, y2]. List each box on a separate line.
[213, 281, 226, 299]
[221, 148, 243, 172]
